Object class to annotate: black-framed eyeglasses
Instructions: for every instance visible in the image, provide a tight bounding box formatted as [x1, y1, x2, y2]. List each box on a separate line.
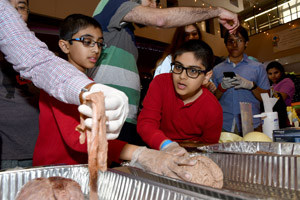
[171, 62, 206, 79]
[68, 37, 107, 49]
[227, 38, 244, 46]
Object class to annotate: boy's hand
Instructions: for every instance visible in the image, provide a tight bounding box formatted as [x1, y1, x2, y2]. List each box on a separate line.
[161, 142, 188, 156]
[78, 83, 129, 140]
[129, 147, 196, 181]
[221, 77, 235, 89]
[231, 74, 254, 90]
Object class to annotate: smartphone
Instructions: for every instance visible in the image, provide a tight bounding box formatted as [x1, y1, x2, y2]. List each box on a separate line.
[223, 72, 236, 78]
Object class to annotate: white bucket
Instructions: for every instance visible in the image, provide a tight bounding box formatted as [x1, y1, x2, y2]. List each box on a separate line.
[253, 112, 279, 140]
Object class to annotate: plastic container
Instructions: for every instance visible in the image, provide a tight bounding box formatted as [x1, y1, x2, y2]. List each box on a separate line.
[253, 112, 279, 140]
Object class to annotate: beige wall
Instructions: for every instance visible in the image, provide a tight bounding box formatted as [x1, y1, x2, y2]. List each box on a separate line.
[29, 0, 100, 19]
[245, 18, 300, 63]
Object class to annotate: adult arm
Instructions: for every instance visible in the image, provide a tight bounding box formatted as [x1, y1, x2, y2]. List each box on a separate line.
[274, 78, 295, 101]
[0, 0, 93, 105]
[124, 6, 239, 33]
[251, 86, 269, 102]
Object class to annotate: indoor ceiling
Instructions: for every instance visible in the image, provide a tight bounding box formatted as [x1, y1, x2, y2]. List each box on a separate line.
[165, 0, 289, 19]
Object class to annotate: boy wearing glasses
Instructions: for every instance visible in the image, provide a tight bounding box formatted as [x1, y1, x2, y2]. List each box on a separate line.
[212, 26, 269, 135]
[32, 14, 196, 182]
[137, 40, 222, 155]
[33, 14, 108, 166]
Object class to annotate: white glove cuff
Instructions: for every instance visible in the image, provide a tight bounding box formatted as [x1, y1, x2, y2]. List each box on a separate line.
[161, 141, 178, 151]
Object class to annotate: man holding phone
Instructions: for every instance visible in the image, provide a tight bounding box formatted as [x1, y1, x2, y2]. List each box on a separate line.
[212, 26, 270, 135]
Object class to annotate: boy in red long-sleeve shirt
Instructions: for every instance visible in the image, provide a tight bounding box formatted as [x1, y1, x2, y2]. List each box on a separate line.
[137, 40, 223, 155]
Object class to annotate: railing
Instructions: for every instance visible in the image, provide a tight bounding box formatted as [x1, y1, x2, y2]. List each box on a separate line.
[241, 0, 300, 36]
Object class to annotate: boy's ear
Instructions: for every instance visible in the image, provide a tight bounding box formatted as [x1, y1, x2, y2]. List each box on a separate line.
[58, 39, 70, 54]
[202, 70, 213, 85]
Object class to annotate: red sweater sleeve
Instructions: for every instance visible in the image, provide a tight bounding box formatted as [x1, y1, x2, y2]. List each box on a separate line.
[197, 92, 223, 143]
[137, 75, 170, 150]
[108, 140, 127, 163]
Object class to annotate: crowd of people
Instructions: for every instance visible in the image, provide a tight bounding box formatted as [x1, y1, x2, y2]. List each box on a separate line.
[0, 0, 239, 180]
[0, 0, 297, 183]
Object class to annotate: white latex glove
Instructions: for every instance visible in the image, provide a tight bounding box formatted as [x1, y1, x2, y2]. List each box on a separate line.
[161, 142, 188, 156]
[231, 74, 254, 90]
[78, 83, 129, 140]
[221, 77, 235, 89]
[129, 147, 197, 181]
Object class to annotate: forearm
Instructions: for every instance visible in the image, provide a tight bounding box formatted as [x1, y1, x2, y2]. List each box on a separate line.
[252, 87, 269, 102]
[215, 88, 224, 99]
[124, 6, 220, 28]
[119, 144, 140, 161]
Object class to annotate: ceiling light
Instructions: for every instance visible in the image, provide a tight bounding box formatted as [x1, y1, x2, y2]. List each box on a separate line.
[244, 1, 292, 22]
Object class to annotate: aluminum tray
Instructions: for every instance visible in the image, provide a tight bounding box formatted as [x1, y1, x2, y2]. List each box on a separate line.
[198, 141, 300, 155]
[196, 142, 300, 194]
[0, 164, 250, 200]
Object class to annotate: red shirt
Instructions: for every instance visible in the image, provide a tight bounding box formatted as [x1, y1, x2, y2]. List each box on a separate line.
[137, 74, 223, 150]
[33, 90, 127, 166]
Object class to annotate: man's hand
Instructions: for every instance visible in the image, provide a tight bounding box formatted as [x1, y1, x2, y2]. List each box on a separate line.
[217, 7, 239, 34]
[231, 74, 254, 90]
[78, 83, 129, 140]
[161, 142, 188, 156]
[129, 147, 197, 181]
[221, 77, 235, 90]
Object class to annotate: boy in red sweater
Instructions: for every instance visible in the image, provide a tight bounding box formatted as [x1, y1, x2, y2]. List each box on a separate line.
[33, 14, 195, 181]
[138, 40, 223, 156]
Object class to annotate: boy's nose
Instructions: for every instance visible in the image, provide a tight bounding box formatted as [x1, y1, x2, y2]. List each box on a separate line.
[92, 45, 100, 53]
[179, 70, 188, 79]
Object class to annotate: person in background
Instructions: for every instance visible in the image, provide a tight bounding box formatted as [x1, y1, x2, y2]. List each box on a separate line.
[88, 0, 239, 146]
[33, 14, 197, 182]
[0, 0, 130, 169]
[154, 24, 202, 77]
[266, 61, 295, 106]
[0, 0, 39, 170]
[212, 26, 270, 135]
[266, 61, 295, 128]
[137, 40, 222, 157]
[154, 23, 216, 93]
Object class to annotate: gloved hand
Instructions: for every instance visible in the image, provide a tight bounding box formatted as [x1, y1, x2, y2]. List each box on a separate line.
[231, 74, 254, 89]
[161, 142, 188, 156]
[220, 77, 235, 89]
[129, 147, 197, 181]
[78, 83, 129, 140]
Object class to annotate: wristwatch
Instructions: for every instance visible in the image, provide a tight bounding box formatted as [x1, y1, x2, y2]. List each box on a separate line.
[250, 82, 257, 90]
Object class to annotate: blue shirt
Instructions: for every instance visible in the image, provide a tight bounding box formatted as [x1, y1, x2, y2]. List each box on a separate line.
[212, 54, 270, 132]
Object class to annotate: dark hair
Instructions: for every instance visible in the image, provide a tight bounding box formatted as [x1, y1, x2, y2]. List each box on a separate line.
[8, 0, 29, 6]
[266, 61, 287, 84]
[224, 26, 249, 44]
[156, 24, 202, 66]
[59, 14, 102, 40]
[173, 40, 214, 72]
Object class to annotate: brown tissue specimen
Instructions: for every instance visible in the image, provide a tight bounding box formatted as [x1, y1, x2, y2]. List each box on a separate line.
[183, 155, 224, 188]
[15, 177, 85, 200]
[16, 92, 108, 200]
